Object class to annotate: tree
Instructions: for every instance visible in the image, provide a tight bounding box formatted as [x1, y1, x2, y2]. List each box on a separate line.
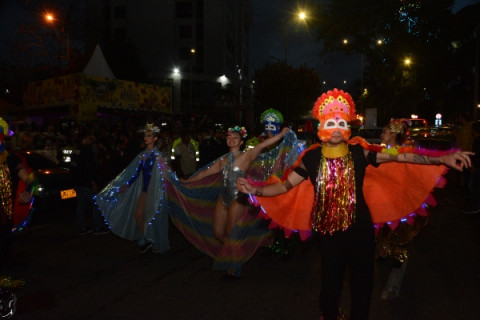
[311, 0, 479, 124]
[253, 62, 321, 124]
[2, 0, 88, 79]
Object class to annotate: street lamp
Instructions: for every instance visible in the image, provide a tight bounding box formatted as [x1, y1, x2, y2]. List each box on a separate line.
[190, 48, 196, 113]
[284, 8, 310, 63]
[44, 11, 70, 72]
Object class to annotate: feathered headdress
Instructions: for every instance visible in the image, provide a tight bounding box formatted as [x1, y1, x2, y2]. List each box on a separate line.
[0, 117, 8, 158]
[389, 118, 406, 135]
[0, 117, 8, 142]
[140, 123, 160, 134]
[260, 108, 283, 124]
[312, 88, 355, 123]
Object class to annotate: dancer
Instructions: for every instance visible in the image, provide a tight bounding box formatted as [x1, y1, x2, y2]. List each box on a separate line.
[246, 108, 284, 149]
[167, 125, 299, 277]
[183, 125, 289, 243]
[95, 123, 170, 253]
[0, 118, 27, 319]
[237, 89, 472, 320]
[370, 119, 427, 299]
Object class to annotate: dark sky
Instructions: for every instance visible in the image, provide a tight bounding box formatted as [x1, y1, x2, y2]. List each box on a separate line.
[249, 0, 480, 88]
[1, 0, 478, 86]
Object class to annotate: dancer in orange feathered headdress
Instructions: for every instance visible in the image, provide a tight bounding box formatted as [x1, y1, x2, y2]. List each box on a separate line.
[237, 88, 473, 320]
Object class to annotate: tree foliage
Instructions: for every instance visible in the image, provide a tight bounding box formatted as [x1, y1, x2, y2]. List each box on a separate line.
[312, 0, 479, 124]
[253, 62, 321, 124]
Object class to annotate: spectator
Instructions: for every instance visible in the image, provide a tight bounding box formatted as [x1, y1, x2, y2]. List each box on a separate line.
[462, 120, 480, 213]
[71, 133, 109, 235]
[0, 118, 34, 269]
[173, 131, 198, 179]
[455, 112, 474, 192]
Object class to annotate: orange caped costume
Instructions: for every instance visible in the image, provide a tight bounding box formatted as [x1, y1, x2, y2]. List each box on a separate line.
[248, 89, 451, 239]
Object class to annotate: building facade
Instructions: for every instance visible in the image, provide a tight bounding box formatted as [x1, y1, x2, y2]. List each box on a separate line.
[85, 0, 253, 127]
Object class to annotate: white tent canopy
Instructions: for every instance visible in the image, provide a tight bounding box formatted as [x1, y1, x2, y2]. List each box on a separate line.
[82, 44, 116, 79]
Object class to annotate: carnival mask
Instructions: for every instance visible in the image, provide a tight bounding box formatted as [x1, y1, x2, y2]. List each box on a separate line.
[312, 89, 356, 143]
[261, 108, 283, 136]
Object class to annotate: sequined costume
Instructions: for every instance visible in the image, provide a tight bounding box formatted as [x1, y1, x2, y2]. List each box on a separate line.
[167, 130, 300, 276]
[220, 154, 245, 207]
[245, 89, 457, 319]
[0, 160, 13, 227]
[94, 147, 170, 253]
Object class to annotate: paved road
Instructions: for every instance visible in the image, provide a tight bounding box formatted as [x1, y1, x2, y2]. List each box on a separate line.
[4, 171, 480, 320]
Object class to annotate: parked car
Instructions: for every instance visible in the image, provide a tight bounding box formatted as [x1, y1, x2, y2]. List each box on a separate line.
[357, 127, 383, 144]
[15, 151, 76, 218]
[414, 126, 456, 150]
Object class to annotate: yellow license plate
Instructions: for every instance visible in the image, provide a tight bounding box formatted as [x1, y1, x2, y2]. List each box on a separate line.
[61, 189, 77, 199]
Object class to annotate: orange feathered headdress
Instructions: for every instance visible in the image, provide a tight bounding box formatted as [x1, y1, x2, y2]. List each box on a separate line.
[312, 88, 356, 123]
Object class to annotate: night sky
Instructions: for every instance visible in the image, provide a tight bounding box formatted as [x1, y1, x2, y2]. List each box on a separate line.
[250, 0, 480, 87]
[1, 0, 478, 87]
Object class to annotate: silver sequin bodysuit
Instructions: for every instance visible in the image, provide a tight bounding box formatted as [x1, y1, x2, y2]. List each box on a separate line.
[220, 153, 245, 207]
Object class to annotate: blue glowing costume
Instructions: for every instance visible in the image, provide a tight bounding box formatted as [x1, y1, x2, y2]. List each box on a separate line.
[94, 147, 170, 253]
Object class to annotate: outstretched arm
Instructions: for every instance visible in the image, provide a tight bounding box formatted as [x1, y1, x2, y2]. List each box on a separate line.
[237, 168, 305, 197]
[242, 127, 290, 164]
[376, 150, 473, 171]
[182, 158, 222, 182]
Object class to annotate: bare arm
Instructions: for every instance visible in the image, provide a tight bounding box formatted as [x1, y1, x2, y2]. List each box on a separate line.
[182, 158, 222, 182]
[241, 127, 290, 166]
[237, 166, 305, 197]
[375, 150, 473, 171]
[17, 166, 33, 203]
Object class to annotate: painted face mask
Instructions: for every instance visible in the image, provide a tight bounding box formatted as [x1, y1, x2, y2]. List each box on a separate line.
[318, 117, 351, 142]
[312, 89, 356, 143]
[260, 108, 283, 136]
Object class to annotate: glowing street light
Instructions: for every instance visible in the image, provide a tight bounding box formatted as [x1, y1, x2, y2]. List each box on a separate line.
[298, 11, 307, 21]
[43, 11, 70, 71]
[45, 13, 54, 22]
[284, 8, 310, 63]
[404, 57, 412, 66]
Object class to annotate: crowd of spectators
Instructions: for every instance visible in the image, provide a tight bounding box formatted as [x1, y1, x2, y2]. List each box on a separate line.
[5, 117, 232, 186]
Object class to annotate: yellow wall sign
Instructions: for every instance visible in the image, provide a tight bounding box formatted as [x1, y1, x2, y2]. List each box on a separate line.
[24, 74, 172, 121]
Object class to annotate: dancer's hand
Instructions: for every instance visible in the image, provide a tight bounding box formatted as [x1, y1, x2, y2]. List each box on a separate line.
[440, 151, 473, 171]
[279, 127, 290, 137]
[236, 177, 255, 194]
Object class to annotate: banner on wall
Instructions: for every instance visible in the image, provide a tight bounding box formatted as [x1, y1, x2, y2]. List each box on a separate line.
[24, 74, 172, 121]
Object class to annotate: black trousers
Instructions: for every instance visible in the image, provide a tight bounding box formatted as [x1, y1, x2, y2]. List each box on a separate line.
[0, 224, 12, 269]
[319, 225, 375, 320]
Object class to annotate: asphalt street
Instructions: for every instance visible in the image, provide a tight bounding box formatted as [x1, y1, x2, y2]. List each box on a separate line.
[3, 171, 480, 320]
